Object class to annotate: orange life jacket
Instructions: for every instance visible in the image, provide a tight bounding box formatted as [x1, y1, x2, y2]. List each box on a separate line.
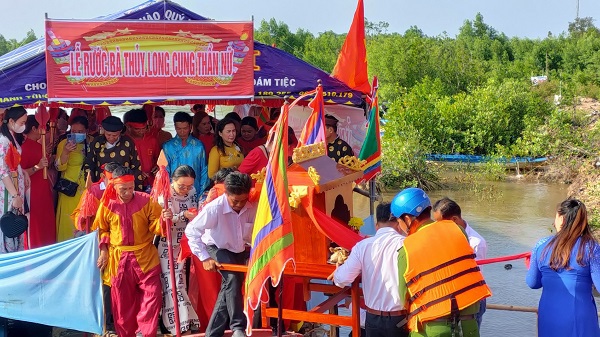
[402, 220, 491, 332]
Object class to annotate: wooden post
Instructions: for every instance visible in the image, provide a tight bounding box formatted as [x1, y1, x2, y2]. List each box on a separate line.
[164, 197, 182, 337]
[351, 281, 360, 337]
[40, 129, 47, 179]
[49, 121, 56, 146]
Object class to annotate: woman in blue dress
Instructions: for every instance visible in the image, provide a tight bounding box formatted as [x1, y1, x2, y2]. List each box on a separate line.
[526, 199, 600, 337]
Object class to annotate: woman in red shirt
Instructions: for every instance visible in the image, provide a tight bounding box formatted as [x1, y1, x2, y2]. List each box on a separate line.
[238, 126, 298, 177]
[192, 112, 215, 156]
[21, 115, 55, 248]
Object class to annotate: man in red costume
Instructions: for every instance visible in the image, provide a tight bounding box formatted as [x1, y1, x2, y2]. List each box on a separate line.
[95, 166, 171, 337]
[123, 109, 159, 191]
[72, 162, 121, 336]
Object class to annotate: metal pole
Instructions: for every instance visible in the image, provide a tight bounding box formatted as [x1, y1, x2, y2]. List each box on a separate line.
[369, 179, 376, 218]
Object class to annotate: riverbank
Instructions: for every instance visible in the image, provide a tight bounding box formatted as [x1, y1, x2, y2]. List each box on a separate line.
[537, 98, 600, 226]
[568, 159, 600, 228]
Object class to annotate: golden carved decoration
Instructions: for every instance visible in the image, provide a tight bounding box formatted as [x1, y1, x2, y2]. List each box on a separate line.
[338, 155, 366, 171]
[288, 186, 308, 209]
[250, 167, 266, 184]
[307, 166, 320, 185]
[292, 142, 326, 163]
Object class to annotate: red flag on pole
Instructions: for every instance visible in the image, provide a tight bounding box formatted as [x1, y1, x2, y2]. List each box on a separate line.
[331, 0, 371, 94]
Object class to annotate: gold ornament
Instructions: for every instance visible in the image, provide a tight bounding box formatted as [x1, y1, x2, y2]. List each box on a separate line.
[307, 166, 320, 185]
[250, 167, 266, 184]
[338, 155, 366, 171]
[292, 142, 326, 163]
[288, 186, 308, 209]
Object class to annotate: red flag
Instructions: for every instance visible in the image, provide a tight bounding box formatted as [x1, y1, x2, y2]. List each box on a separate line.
[331, 0, 370, 94]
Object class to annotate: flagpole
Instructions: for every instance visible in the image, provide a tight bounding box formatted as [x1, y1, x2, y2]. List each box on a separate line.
[276, 97, 291, 337]
[369, 179, 376, 218]
[361, 93, 377, 221]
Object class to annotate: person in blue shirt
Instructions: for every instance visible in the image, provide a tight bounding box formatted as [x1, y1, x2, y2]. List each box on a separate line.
[526, 199, 600, 337]
[162, 112, 209, 197]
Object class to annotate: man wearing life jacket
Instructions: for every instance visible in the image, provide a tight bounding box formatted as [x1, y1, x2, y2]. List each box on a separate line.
[391, 188, 491, 337]
[432, 197, 488, 329]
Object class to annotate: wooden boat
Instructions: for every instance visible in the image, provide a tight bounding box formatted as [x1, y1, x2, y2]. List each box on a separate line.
[425, 154, 549, 170]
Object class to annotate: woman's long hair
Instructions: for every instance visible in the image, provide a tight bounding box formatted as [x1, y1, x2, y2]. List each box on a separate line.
[1, 107, 27, 147]
[214, 117, 238, 155]
[543, 199, 596, 271]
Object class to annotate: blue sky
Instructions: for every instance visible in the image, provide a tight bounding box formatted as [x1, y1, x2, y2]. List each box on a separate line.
[3, 0, 599, 40]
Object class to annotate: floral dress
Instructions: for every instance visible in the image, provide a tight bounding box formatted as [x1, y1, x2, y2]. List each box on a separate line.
[0, 136, 26, 254]
[158, 186, 200, 334]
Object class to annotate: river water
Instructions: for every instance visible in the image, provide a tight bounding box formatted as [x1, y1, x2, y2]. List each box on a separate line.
[350, 179, 569, 337]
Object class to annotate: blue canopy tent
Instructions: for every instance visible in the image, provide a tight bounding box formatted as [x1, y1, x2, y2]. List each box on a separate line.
[0, 0, 363, 108]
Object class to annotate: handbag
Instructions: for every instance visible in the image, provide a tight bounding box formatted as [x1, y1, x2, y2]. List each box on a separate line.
[53, 177, 79, 197]
[53, 140, 87, 197]
[0, 208, 28, 239]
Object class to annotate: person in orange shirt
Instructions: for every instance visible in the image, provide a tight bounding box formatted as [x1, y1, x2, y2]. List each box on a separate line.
[71, 162, 120, 232]
[124, 109, 159, 191]
[95, 166, 172, 337]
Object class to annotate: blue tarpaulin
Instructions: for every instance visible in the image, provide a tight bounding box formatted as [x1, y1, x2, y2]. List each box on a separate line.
[0, 0, 362, 108]
[0, 232, 103, 334]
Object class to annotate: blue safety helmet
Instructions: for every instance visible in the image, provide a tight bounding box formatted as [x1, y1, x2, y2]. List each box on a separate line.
[391, 187, 431, 218]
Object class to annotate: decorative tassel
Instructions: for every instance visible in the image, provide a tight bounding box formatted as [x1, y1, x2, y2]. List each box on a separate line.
[79, 190, 99, 219]
[150, 165, 171, 203]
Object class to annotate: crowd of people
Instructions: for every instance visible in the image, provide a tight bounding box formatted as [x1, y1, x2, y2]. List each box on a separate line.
[0, 103, 355, 337]
[0, 102, 597, 337]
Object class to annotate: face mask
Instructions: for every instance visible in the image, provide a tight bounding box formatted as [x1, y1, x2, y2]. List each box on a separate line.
[73, 133, 86, 143]
[13, 124, 26, 134]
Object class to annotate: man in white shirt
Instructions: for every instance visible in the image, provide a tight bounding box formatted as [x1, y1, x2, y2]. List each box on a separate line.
[432, 197, 488, 328]
[185, 172, 256, 337]
[329, 203, 409, 337]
